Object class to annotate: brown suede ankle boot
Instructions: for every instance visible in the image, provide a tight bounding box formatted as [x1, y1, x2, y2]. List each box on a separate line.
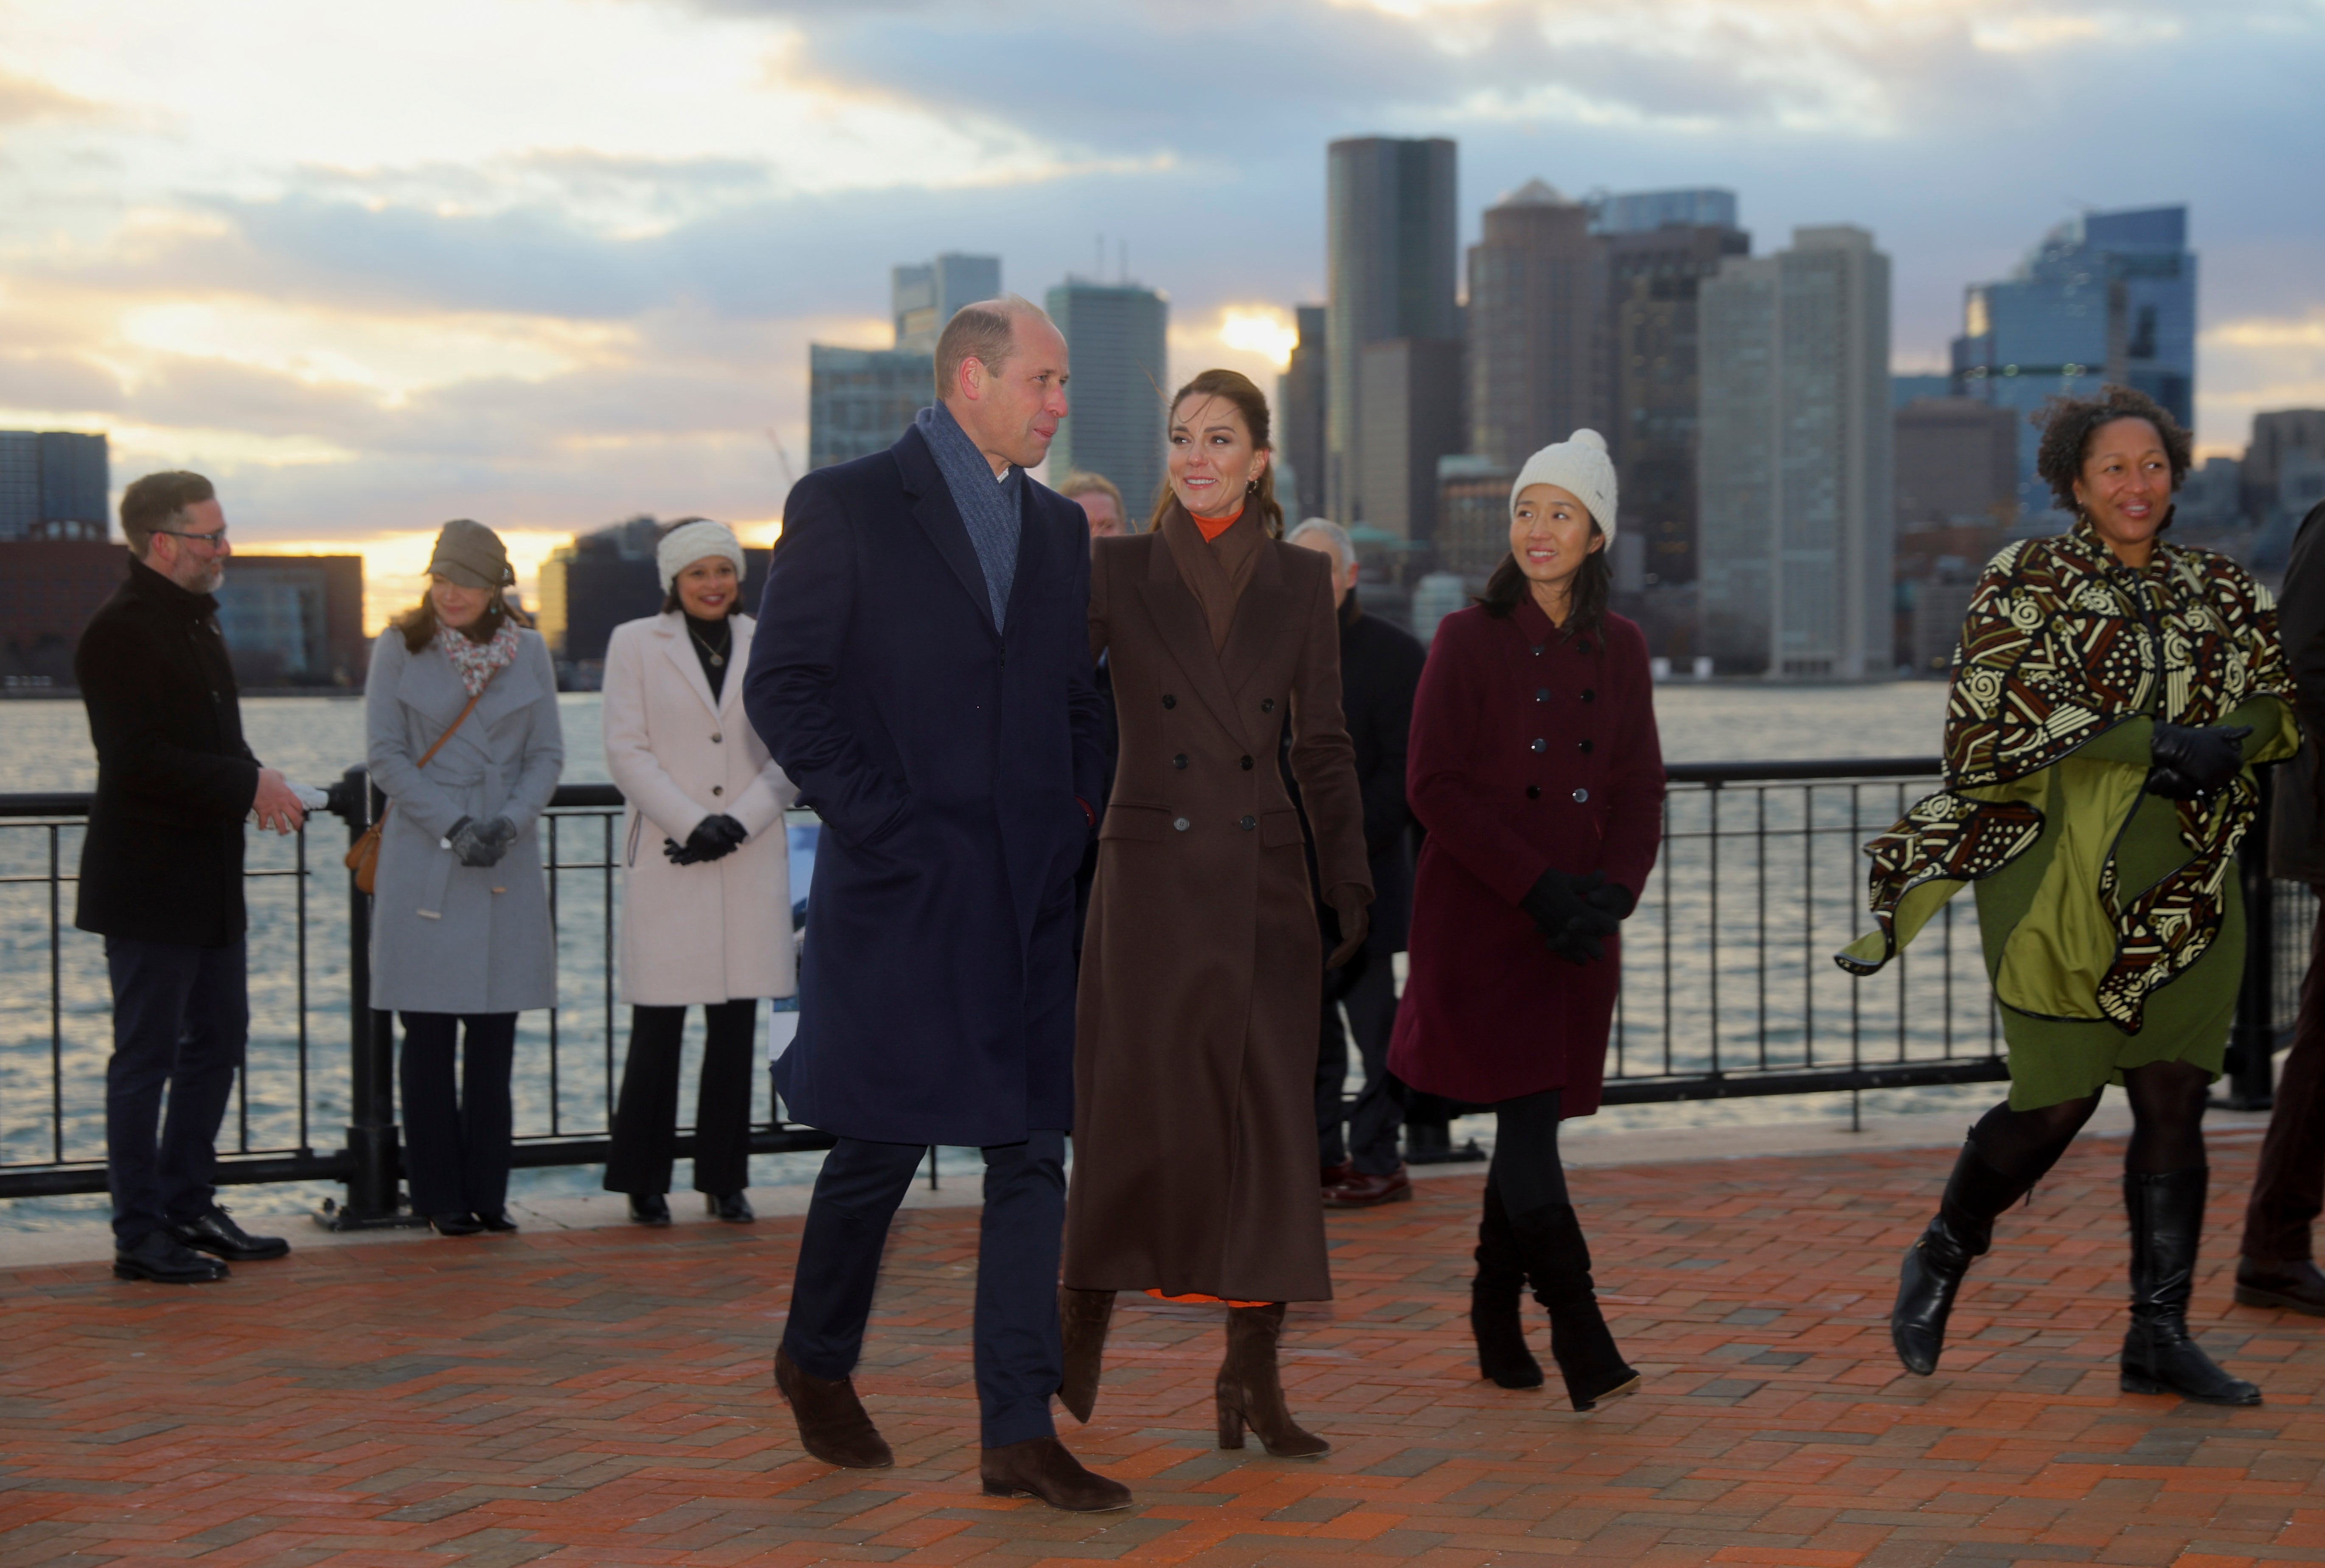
[1058, 1287, 1115, 1424]
[774, 1346, 894, 1469]
[1215, 1304, 1329, 1458]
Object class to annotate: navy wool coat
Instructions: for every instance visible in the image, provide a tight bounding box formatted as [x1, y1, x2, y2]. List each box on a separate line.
[744, 423, 1108, 1147]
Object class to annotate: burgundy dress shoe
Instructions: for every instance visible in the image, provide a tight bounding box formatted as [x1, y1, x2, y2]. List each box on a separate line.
[1320, 1159, 1355, 1189]
[2236, 1258, 2325, 1317]
[980, 1436, 1132, 1511]
[774, 1346, 893, 1469]
[1323, 1166, 1412, 1209]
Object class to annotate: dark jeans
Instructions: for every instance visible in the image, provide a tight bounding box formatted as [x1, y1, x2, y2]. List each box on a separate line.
[1487, 1087, 1569, 1219]
[399, 1012, 517, 1219]
[2244, 884, 2325, 1262]
[604, 999, 758, 1197]
[783, 1132, 1065, 1448]
[1315, 952, 1404, 1175]
[103, 938, 248, 1244]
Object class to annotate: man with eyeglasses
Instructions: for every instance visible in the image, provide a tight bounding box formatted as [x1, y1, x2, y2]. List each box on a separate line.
[75, 470, 305, 1283]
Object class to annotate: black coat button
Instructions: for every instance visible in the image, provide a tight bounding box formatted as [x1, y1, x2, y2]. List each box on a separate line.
[1240, 815, 1256, 831]
[1581, 688, 1596, 703]
[1173, 817, 1191, 832]
[1530, 644, 1543, 656]
[1260, 697, 1275, 712]
[1240, 756, 1253, 770]
[1162, 694, 1177, 709]
[1578, 739, 1594, 754]
[1526, 784, 1542, 799]
[1173, 754, 1188, 770]
[712, 786, 724, 796]
[1572, 787, 1589, 803]
[1530, 739, 1546, 753]
[1535, 688, 1549, 702]
[711, 733, 723, 743]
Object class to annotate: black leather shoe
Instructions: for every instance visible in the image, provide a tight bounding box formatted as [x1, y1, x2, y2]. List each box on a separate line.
[114, 1230, 230, 1284]
[172, 1206, 289, 1262]
[706, 1191, 754, 1223]
[2235, 1258, 2325, 1317]
[429, 1212, 485, 1236]
[476, 1209, 519, 1233]
[629, 1193, 672, 1226]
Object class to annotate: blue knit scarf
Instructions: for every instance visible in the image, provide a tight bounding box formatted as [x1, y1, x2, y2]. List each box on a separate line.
[915, 402, 1021, 631]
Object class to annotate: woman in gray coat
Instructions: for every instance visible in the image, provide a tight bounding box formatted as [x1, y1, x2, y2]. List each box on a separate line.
[365, 520, 564, 1236]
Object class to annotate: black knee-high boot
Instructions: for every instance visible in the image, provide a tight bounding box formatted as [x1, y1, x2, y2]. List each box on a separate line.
[1892, 1137, 2036, 1375]
[2120, 1168, 2260, 1405]
[1471, 1183, 1544, 1389]
[1509, 1203, 1637, 1411]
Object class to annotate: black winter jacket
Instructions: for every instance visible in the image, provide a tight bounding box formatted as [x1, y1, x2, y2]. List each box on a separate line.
[2271, 500, 2325, 885]
[74, 558, 261, 947]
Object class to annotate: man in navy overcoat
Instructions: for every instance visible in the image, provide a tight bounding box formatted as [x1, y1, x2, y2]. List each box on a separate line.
[744, 298, 1123, 1510]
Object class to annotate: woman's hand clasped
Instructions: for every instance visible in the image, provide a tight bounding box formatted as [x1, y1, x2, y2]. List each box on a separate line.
[2147, 722, 2252, 801]
[665, 813, 749, 865]
[1522, 868, 1631, 966]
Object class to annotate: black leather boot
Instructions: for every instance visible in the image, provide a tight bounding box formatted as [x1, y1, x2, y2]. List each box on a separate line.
[1057, 1287, 1115, 1424]
[1510, 1202, 1637, 1411]
[1471, 1184, 1543, 1390]
[2120, 1168, 2261, 1405]
[1892, 1137, 2033, 1376]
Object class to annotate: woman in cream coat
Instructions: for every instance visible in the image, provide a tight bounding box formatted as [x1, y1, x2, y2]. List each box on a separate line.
[602, 519, 797, 1225]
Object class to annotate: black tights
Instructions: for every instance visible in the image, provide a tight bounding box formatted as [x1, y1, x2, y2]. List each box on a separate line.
[1971, 1059, 2213, 1185]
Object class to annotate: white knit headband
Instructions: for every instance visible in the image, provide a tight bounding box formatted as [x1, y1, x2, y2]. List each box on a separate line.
[656, 520, 745, 591]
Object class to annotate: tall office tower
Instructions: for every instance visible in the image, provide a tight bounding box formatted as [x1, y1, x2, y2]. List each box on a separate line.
[1325, 136, 1458, 528]
[1586, 188, 1739, 237]
[0, 432, 36, 539]
[1698, 227, 1894, 678]
[808, 346, 935, 470]
[0, 430, 109, 540]
[1597, 203, 1749, 587]
[1279, 305, 1328, 522]
[1895, 398, 2019, 530]
[1045, 280, 1168, 516]
[1466, 180, 1601, 472]
[1357, 337, 1466, 544]
[1952, 205, 2194, 517]
[893, 253, 1003, 355]
[2245, 409, 2325, 520]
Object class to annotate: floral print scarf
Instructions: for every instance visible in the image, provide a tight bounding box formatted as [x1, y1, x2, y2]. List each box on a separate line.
[437, 621, 521, 698]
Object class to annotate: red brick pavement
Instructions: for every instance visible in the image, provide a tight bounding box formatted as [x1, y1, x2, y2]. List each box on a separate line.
[2, 1130, 2319, 1567]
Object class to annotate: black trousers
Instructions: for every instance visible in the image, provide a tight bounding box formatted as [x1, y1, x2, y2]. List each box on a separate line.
[1487, 1087, 1570, 1219]
[2244, 884, 2325, 1262]
[103, 937, 247, 1244]
[604, 999, 758, 1197]
[398, 1012, 517, 1219]
[783, 1132, 1065, 1448]
[1314, 952, 1405, 1174]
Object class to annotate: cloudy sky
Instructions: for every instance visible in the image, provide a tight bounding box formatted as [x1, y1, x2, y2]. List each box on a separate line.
[3, 0, 2321, 621]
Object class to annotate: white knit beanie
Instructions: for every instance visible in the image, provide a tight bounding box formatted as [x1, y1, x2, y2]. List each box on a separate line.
[655, 519, 745, 591]
[1509, 429, 1617, 543]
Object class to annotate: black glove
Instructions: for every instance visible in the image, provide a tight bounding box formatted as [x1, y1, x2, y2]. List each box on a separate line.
[2147, 722, 2251, 800]
[1522, 868, 1622, 966]
[446, 815, 514, 868]
[665, 813, 749, 866]
[1585, 880, 1637, 921]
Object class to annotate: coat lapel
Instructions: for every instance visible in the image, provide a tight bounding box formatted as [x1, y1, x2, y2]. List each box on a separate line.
[1219, 540, 1292, 705]
[651, 612, 723, 723]
[896, 424, 1002, 640]
[1136, 537, 1257, 752]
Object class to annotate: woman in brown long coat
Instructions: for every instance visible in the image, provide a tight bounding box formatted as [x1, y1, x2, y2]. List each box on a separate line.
[1061, 369, 1373, 1458]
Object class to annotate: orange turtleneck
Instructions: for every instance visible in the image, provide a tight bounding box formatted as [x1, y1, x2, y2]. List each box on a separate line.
[1191, 504, 1244, 543]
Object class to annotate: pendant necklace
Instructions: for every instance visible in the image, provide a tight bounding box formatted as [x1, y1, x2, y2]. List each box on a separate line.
[688, 621, 730, 668]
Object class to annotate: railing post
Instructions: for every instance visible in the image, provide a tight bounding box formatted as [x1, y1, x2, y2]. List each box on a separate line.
[2226, 767, 2278, 1110]
[317, 764, 427, 1229]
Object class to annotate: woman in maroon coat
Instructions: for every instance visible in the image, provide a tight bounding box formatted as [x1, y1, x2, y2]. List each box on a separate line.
[1387, 428, 1665, 1411]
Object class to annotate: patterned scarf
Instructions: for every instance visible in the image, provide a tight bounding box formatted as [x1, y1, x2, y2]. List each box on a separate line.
[437, 621, 520, 698]
[1838, 522, 2292, 1031]
[915, 402, 1021, 631]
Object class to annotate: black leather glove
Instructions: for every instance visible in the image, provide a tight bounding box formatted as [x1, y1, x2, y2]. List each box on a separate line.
[1325, 884, 1370, 969]
[446, 815, 514, 868]
[665, 813, 749, 866]
[2148, 722, 2251, 800]
[1585, 880, 1637, 921]
[1522, 868, 1621, 966]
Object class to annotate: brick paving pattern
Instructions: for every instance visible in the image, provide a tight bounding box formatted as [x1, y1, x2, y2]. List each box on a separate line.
[1, 1129, 2319, 1566]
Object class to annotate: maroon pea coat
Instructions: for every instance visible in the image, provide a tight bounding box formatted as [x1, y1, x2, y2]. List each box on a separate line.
[1386, 599, 1665, 1111]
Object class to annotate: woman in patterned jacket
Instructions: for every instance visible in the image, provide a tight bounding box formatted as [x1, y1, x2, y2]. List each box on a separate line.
[1841, 385, 2295, 1404]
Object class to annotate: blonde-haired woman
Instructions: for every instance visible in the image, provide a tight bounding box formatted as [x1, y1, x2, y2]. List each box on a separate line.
[365, 520, 563, 1236]
[602, 519, 796, 1225]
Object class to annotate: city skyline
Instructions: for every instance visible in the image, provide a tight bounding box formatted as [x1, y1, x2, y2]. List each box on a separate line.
[1, 1, 2319, 603]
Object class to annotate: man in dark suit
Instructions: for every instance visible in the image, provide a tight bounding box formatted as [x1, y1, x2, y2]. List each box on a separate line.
[78, 471, 304, 1284]
[2239, 497, 2325, 1315]
[1287, 520, 1428, 1208]
[744, 298, 1122, 1510]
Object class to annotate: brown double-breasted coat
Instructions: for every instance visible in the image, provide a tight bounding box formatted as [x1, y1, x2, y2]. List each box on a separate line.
[1064, 508, 1372, 1303]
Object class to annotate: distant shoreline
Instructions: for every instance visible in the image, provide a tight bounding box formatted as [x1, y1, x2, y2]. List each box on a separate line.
[2, 688, 369, 702]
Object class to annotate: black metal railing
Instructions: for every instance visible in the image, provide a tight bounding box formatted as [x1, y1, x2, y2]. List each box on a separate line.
[0, 759, 2313, 1206]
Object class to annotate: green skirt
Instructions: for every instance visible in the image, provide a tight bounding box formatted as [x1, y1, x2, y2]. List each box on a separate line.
[1975, 785, 2241, 1111]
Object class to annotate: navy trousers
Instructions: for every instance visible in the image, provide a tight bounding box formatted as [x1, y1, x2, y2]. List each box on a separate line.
[398, 1012, 517, 1219]
[1316, 952, 1405, 1175]
[783, 1132, 1065, 1448]
[104, 937, 248, 1244]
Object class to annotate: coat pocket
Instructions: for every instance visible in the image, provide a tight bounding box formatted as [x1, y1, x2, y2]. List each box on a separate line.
[1260, 809, 1304, 848]
[1098, 804, 1174, 843]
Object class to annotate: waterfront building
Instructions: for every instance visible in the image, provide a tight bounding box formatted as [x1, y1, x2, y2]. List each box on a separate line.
[1357, 337, 1465, 547]
[808, 346, 934, 471]
[0, 430, 109, 540]
[0, 537, 129, 686]
[1951, 205, 2195, 517]
[2245, 409, 2325, 521]
[1434, 454, 1517, 578]
[1698, 226, 1894, 679]
[1325, 136, 1459, 526]
[1467, 180, 1601, 472]
[1895, 397, 2018, 531]
[1043, 280, 1167, 518]
[893, 253, 1001, 355]
[2175, 456, 2246, 530]
[212, 555, 368, 688]
[1890, 374, 1951, 407]
[1599, 211, 1749, 587]
[537, 517, 770, 674]
[1586, 188, 1738, 237]
[1279, 305, 1328, 523]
